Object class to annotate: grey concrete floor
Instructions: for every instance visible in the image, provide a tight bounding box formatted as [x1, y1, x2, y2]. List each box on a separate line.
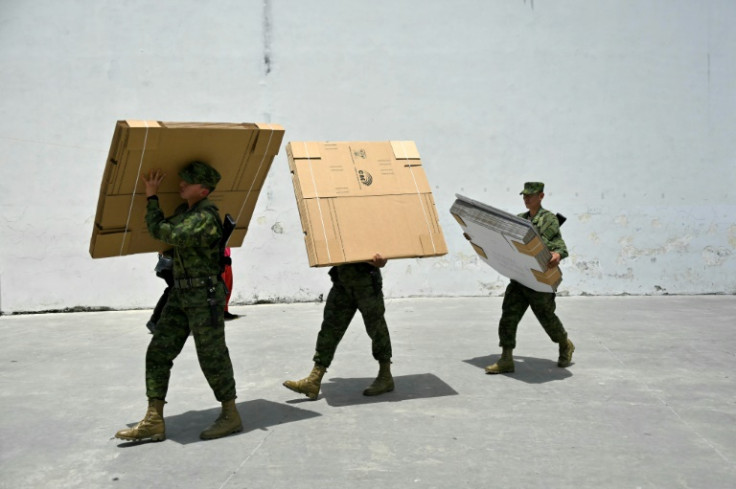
[1, 296, 735, 489]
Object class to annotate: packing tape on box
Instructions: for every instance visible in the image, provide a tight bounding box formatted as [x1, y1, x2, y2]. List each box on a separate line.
[396, 140, 437, 254]
[120, 121, 150, 255]
[302, 141, 332, 263]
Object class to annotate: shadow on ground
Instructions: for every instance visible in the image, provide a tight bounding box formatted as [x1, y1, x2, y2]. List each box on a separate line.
[116, 398, 320, 446]
[463, 355, 573, 384]
[286, 373, 459, 407]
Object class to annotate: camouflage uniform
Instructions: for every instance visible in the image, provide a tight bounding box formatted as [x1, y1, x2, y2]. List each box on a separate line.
[497, 199, 569, 349]
[144, 191, 236, 402]
[312, 263, 392, 368]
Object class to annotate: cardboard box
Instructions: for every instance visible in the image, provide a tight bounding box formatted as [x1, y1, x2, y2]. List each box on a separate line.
[90, 120, 284, 258]
[450, 194, 561, 292]
[287, 140, 447, 267]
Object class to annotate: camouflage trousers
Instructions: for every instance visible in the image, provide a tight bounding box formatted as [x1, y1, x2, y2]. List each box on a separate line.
[497, 280, 567, 349]
[312, 264, 392, 368]
[145, 286, 236, 402]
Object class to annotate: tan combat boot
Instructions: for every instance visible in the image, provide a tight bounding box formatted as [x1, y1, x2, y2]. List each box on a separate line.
[363, 361, 395, 396]
[115, 399, 166, 442]
[485, 347, 514, 374]
[558, 338, 575, 367]
[282, 364, 327, 400]
[200, 399, 243, 440]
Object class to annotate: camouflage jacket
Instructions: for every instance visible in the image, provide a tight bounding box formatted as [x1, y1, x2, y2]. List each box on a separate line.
[518, 207, 568, 260]
[145, 197, 223, 280]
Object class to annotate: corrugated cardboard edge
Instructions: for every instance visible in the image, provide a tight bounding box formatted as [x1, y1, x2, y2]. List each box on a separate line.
[451, 212, 466, 227]
[470, 242, 487, 259]
[531, 267, 562, 287]
[287, 141, 336, 266]
[511, 236, 545, 257]
[90, 120, 156, 257]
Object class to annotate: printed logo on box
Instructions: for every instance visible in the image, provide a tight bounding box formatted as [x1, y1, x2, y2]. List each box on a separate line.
[353, 149, 367, 159]
[358, 169, 373, 186]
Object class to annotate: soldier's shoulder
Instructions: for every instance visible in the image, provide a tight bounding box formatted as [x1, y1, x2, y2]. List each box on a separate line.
[538, 207, 555, 217]
[198, 197, 219, 211]
[537, 208, 558, 222]
[193, 199, 220, 218]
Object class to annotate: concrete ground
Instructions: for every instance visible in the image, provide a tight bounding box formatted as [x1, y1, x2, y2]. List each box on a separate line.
[1, 296, 735, 489]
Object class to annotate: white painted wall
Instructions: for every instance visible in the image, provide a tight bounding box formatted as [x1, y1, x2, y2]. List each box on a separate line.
[1, 0, 734, 313]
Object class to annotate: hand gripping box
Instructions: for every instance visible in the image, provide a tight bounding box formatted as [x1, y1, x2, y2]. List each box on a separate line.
[286, 140, 448, 267]
[450, 194, 561, 292]
[90, 120, 284, 258]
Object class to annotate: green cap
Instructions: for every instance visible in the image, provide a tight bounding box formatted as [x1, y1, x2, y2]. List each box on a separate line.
[520, 182, 544, 195]
[178, 161, 221, 189]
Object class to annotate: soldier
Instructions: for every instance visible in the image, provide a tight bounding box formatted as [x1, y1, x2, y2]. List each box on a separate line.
[283, 255, 394, 400]
[115, 161, 242, 442]
[485, 182, 575, 374]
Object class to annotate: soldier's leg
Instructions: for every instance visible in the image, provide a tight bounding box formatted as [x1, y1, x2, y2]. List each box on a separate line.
[498, 281, 530, 349]
[117, 295, 187, 441]
[145, 299, 191, 400]
[356, 284, 394, 395]
[487, 281, 530, 374]
[527, 291, 575, 367]
[312, 283, 357, 368]
[189, 304, 242, 439]
[355, 284, 392, 363]
[527, 291, 567, 343]
[189, 306, 236, 402]
[283, 281, 356, 400]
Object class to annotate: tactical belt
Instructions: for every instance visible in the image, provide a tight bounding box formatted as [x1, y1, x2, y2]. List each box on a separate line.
[173, 275, 219, 289]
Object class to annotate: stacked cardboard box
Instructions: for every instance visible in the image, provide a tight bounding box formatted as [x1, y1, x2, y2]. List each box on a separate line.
[90, 120, 284, 258]
[450, 194, 561, 292]
[287, 140, 447, 267]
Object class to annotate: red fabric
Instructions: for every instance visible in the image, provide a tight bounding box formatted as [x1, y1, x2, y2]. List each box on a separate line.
[221, 247, 233, 312]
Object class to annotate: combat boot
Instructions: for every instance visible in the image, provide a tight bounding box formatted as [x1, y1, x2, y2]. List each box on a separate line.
[283, 364, 326, 400]
[200, 399, 243, 440]
[363, 361, 395, 396]
[558, 338, 575, 367]
[115, 399, 166, 442]
[485, 347, 514, 374]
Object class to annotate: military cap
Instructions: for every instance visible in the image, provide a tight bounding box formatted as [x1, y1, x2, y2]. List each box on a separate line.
[520, 182, 544, 195]
[179, 161, 221, 189]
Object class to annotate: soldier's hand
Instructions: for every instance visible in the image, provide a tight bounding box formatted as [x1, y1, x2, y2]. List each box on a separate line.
[142, 169, 166, 197]
[370, 253, 387, 268]
[548, 252, 561, 269]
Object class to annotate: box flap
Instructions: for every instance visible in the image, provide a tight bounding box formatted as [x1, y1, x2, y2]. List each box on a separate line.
[125, 120, 163, 129]
[390, 140, 421, 160]
[287, 141, 323, 160]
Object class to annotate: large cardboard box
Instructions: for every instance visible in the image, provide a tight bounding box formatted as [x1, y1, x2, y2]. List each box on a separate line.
[287, 140, 447, 267]
[90, 120, 284, 258]
[450, 194, 561, 292]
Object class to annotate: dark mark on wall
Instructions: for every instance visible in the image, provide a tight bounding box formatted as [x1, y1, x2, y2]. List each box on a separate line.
[263, 0, 273, 75]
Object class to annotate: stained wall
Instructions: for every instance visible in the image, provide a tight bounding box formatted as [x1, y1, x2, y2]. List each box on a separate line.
[0, 0, 734, 312]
